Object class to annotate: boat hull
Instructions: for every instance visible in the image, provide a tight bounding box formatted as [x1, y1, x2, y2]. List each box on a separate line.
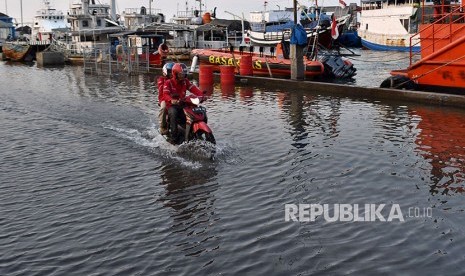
[191, 49, 325, 78]
[2, 43, 32, 61]
[359, 4, 421, 52]
[361, 38, 420, 52]
[337, 31, 362, 48]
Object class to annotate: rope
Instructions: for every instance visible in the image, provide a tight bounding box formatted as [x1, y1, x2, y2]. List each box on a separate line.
[346, 55, 411, 63]
[392, 53, 465, 89]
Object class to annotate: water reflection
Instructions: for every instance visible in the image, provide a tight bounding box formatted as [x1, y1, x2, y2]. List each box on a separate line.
[221, 84, 236, 99]
[239, 87, 254, 101]
[158, 162, 220, 257]
[199, 84, 215, 97]
[414, 107, 465, 195]
[277, 92, 341, 148]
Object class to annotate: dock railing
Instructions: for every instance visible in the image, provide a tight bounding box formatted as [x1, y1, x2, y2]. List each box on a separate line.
[409, 3, 465, 65]
[82, 44, 159, 75]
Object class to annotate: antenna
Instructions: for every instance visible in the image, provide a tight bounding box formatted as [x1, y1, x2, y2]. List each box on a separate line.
[20, 0, 23, 28]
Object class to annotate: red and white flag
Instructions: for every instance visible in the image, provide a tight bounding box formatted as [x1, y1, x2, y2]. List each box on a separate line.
[339, 0, 347, 8]
[331, 16, 339, 39]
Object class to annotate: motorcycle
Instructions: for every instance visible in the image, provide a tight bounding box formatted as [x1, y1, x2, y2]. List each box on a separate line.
[163, 95, 216, 146]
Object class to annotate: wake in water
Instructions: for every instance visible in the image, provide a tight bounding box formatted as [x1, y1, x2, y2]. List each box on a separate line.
[101, 123, 237, 167]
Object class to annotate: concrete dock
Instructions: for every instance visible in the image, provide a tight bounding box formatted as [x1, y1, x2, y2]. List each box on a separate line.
[171, 68, 465, 109]
[36, 51, 65, 66]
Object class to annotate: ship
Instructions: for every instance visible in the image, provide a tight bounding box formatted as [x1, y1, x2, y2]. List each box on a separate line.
[358, 0, 424, 52]
[1, 0, 67, 61]
[381, 1, 465, 93]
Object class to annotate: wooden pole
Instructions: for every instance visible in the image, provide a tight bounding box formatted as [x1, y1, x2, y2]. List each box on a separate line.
[291, 0, 304, 80]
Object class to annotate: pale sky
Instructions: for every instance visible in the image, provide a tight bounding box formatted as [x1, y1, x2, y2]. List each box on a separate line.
[2, 0, 352, 25]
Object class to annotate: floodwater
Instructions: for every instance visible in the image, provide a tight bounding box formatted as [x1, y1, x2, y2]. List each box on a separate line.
[1, 51, 465, 275]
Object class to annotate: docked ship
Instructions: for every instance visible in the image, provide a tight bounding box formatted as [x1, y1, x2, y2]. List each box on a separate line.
[247, 5, 351, 49]
[2, 0, 68, 61]
[358, 0, 425, 52]
[31, 0, 69, 42]
[191, 41, 357, 79]
[381, 1, 465, 92]
[57, 0, 123, 63]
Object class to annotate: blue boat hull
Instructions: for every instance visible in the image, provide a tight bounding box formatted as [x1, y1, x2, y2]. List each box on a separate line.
[361, 38, 420, 52]
[337, 31, 362, 48]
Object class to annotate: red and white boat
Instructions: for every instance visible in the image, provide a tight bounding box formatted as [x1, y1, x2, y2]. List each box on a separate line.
[192, 46, 324, 78]
[191, 43, 357, 79]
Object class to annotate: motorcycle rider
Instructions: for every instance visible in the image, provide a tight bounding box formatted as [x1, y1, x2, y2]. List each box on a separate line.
[157, 62, 174, 135]
[162, 63, 204, 142]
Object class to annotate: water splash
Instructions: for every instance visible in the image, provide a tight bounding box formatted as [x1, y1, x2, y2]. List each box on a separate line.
[101, 123, 203, 169]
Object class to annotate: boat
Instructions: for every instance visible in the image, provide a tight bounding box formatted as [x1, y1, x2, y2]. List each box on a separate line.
[109, 30, 166, 66]
[358, 0, 424, 52]
[247, 5, 351, 49]
[191, 42, 356, 79]
[118, 1, 247, 61]
[1, 42, 32, 61]
[192, 46, 323, 78]
[31, 0, 69, 42]
[381, 1, 465, 92]
[1, 0, 66, 61]
[333, 3, 362, 48]
[58, 0, 123, 64]
[122, 6, 165, 30]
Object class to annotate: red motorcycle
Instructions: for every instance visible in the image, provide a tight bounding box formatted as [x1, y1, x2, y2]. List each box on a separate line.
[164, 95, 216, 145]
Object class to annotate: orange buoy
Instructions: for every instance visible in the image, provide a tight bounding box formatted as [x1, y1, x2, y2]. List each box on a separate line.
[220, 65, 235, 85]
[239, 55, 253, 76]
[199, 65, 214, 85]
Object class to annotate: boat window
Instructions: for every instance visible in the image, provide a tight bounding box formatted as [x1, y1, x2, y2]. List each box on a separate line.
[83, 20, 89, 27]
[97, 19, 101, 26]
[400, 19, 409, 32]
[366, 24, 368, 30]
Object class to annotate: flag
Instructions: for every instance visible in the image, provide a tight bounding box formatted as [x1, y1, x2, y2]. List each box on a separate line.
[339, 0, 347, 8]
[331, 16, 339, 40]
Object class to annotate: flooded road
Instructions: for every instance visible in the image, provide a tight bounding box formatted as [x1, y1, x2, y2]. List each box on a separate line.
[1, 54, 465, 275]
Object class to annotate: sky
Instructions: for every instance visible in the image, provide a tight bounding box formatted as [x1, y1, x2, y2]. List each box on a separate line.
[2, 0, 353, 25]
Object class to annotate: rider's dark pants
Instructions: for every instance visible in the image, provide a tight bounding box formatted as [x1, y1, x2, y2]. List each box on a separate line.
[168, 105, 185, 140]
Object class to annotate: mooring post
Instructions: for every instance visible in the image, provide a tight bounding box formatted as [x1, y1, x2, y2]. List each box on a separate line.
[291, 0, 304, 80]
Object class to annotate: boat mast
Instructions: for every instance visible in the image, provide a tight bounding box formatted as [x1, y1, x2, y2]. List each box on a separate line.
[44, 0, 50, 10]
[20, 0, 23, 28]
[111, 0, 116, 21]
[4, 0, 7, 14]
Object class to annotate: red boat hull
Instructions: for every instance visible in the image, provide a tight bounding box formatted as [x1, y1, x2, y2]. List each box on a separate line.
[192, 48, 324, 78]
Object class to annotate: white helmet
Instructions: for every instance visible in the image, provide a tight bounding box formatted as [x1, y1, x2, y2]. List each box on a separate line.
[162, 62, 174, 78]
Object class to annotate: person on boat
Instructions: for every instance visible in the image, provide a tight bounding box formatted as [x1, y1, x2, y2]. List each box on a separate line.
[162, 63, 204, 142]
[157, 62, 175, 135]
[158, 39, 169, 65]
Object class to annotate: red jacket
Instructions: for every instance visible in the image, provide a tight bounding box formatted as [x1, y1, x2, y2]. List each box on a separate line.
[157, 76, 167, 103]
[162, 78, 203, 108]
